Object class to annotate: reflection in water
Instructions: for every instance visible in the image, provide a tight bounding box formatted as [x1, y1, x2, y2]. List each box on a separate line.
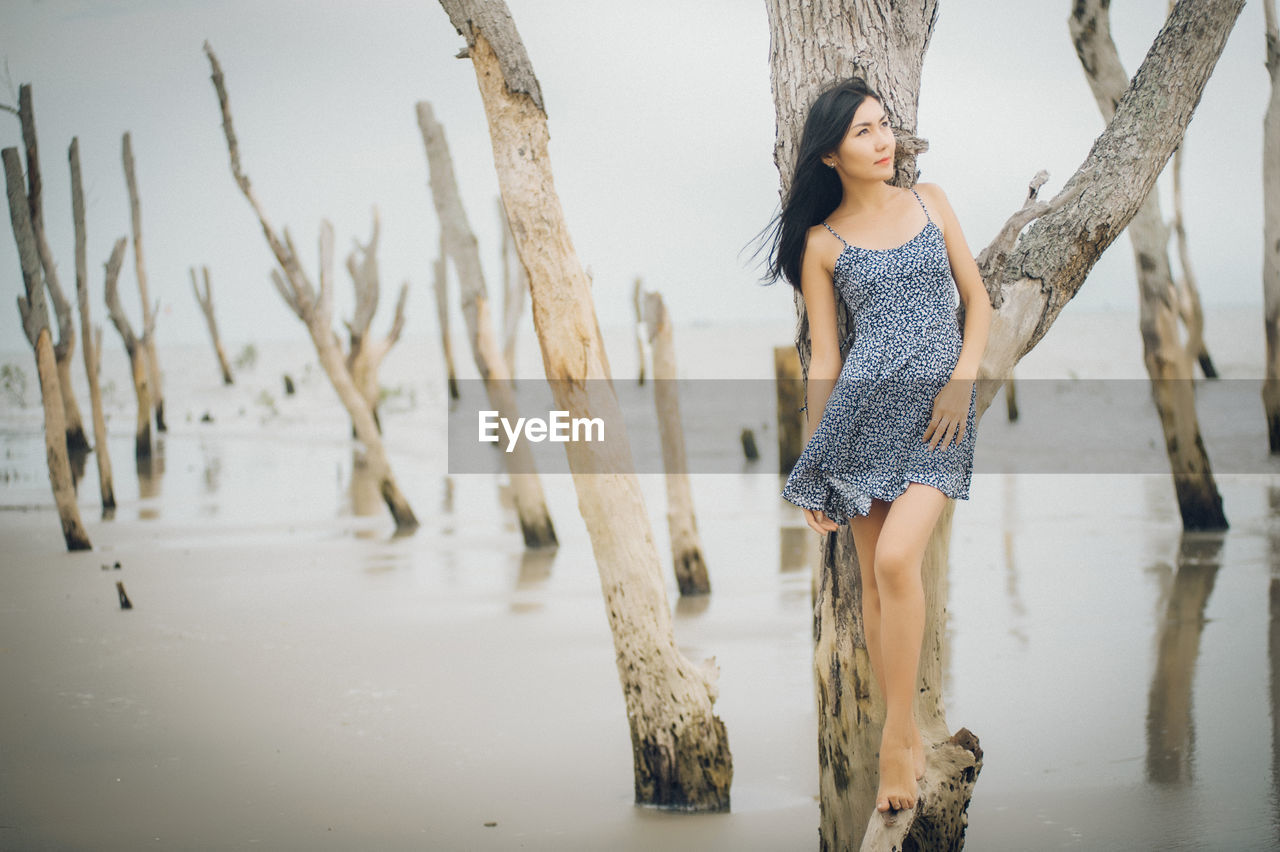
[1145, 533, 1222, 785]
[348, 450, 381, 540]
[778, 524, 811, 575]
[135, 437, 164, 521]
[200, 440, 222, 495]
[509, 548, 558, 614]
[1002, 476, 1028, 650]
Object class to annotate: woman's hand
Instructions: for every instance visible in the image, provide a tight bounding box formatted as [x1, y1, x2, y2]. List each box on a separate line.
[923, 377, 974, 451]
[803, 506, 840, 534]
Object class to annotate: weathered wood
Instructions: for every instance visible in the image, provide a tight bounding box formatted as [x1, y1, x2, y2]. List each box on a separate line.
[774, 345, 804, 474]
[190, 265, 234, 385]
[432, 231, 460, 400]
[1169, 140, 1216, 378]
[204, 41, 418, 534]
[769, 0, 1243, 846]
[643, 290, 709, 596]
[440, 0, 731, 809]
[122, 132, 165, 433]
[416, 99, 557, 549]
[1070, 0, 1227, 531]
[498, 195, 526, 379]
[342, 207, 407, 430]
[1264, 0, 1280, 451]
[19, 84, 89, 453]
[70, 137, 116, 512]
[3, 146, 91, 550]
[103, 236, 151, 460]
[633, 277, 647, 386]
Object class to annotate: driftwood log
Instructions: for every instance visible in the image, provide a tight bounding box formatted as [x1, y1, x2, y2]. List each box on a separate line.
[70, 137, 116, 513]
[121, 132, 165, 433]
[439, 0, 732, 810]
[19, 84, 89, 454]
[3, 147, 91, 550]
[767, 0, 1244, 847]
[203, 41, 418, 535]
[416, 100, 556, 548]
[642, 290, 709, 596]
[1070, 0, 1227, 531]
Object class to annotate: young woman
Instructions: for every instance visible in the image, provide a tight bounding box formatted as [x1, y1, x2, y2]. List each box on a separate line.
[765, 78, 992, 813]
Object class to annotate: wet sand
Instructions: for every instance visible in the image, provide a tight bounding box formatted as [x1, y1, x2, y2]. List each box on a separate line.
[2, 308, 1278, 849]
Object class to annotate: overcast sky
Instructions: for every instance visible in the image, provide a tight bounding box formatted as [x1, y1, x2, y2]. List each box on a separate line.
[0, 0, 1269, 352]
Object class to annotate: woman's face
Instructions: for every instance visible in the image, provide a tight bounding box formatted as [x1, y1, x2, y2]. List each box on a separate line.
[823, 97, 895, 180]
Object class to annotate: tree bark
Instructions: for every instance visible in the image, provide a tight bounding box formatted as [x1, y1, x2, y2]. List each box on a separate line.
[499, 195, 526, 379]
[122, 131, 165, 432]
[191, 265, 235, 385]
[203, 41, 418, 535]
[104, 236, 151, 461]
[416, 99, 557, 549]
[432, 231, 460, 400]
[643, 290, 709, 596]
[3, 146, 91, 550]
[19, 84, 89, 454]
[438, 0, 731, 809]
[70, 137, 116, 513]
[1070, 0, 1227, 532]
[768, 0, 1243, 846]
[1264, 0, 1280, 451]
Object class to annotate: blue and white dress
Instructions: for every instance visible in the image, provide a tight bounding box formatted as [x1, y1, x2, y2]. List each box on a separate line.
[780, 186, 978, 524]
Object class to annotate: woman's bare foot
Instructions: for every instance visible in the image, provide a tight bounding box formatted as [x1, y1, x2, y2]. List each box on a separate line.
[876, 729, 920, 812]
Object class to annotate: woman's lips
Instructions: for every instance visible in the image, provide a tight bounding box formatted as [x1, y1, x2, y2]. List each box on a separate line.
[875, 157, 892, 164]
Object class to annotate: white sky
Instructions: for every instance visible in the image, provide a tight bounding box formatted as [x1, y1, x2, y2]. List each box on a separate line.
[0, 0, 1269, 351]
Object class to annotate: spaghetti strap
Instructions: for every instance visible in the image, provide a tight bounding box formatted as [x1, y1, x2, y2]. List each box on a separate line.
[910, 187, 933, 225]
[821, 220, 850, 249]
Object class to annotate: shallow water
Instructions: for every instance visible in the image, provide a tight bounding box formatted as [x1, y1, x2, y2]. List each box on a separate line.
[1, 309, 1277, 849]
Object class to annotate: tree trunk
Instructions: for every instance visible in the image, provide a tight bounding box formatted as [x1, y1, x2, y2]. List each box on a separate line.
[204, 41, 418, 535]
[499, 195, 526, 380]
[1070, 0, 1227, 531]
[70, 137, 116, 513]
[768, 0, 1243, 847]
[1169, 140, 1216, 378]
[438, 0, 732, 809]
[342, 207, 407, 430]
[191, 266, 235, 385]
[633, 277, 648, 386]
[1264, 0, 1280, 451]
[643, 290, 709, 596]
[3, 146, 91, 551]
[18, 84, 89, 454]
[417, 99, 557, 549]
[104, 237, 152, 461]
[122, 131, 165, 432]
[432, 232, 460, 400]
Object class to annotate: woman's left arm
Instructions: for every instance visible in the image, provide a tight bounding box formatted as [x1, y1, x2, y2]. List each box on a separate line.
[918, 182, 992, 382]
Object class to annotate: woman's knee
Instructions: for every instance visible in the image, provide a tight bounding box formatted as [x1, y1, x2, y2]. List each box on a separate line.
[872, 540, 920, 589]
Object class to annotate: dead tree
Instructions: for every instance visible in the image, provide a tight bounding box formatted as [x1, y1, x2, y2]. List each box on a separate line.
[432, 231, 460, 400]
[122, 132, 165, 432]
[1070, 0, 1227, 531]
[70, 137, 116, 513]
[204, 41, 418, 534]
[341, 207, 408, 431]
[416, 99, 557, 549]
[18, 84, 89, 453]
[104, 236, 152, 461]
[1264, 0, 1280, 450]
[643, 290, 710, 596]
[3, 147, 91, 550]
[1169, 141, 1217, 378]
[190, 265, 235, 385]
[633, 277, 649, 386]
[438, 0, 731, 809]
[498, 196, 526, 379]
[767, 0, 1243, 847]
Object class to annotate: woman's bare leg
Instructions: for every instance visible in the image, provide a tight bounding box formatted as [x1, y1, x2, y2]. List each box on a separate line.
[849, 498, 927, 782]
[871, 482, 948, 811]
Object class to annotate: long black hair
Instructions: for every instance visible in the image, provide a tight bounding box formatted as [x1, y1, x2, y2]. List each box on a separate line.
[755, 78, 883, 292]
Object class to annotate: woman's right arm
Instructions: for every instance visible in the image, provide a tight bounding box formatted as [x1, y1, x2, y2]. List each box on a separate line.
[798, 227, 842, 444]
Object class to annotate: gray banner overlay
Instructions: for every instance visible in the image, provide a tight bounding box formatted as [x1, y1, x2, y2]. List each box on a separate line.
[445, 378, 1280, 475]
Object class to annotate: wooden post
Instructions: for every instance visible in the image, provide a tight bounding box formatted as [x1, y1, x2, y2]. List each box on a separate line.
[203, 42, 418, 534]
[18, 84, 89, 454]
[643, 290, 709, 596]
[767, 0, 1243, 846]
[416, 99, 557, 549]
[191, 266, 235, 385]
[3, 147, 91, 551]
[439, 0, 731, 809]
[1070, 0, 1227, 531]
[70, 137, 116, 513]
[122, 131, 165, 432]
